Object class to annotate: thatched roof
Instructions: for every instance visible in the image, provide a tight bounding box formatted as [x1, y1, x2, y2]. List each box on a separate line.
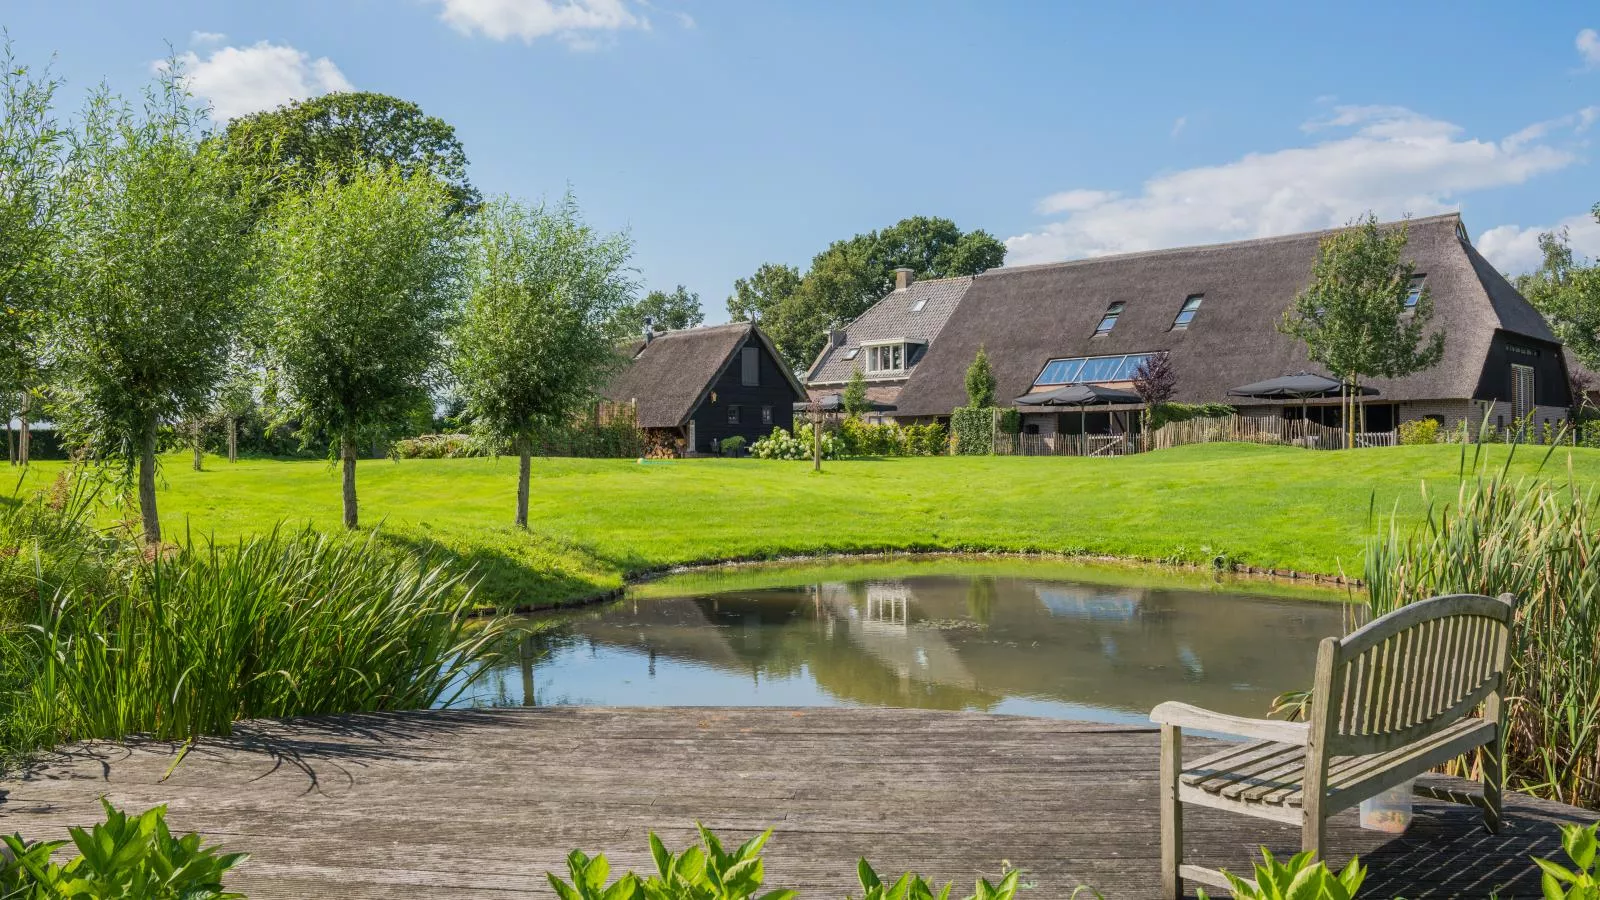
[893, 214, 1563, 417]
[602, 322, 804, 428]
[806, 276, 973, 386]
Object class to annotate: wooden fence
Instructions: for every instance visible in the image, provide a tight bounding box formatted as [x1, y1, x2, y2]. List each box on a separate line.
[992, 414, 1392, 457]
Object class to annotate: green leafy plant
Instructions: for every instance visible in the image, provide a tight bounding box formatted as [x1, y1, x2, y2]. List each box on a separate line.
[950, 407, 996, 455]
[1397, 418, 1441, 445]
[0, 799, 245, 899]
[852, 859, 1021, 900]
[1535, 822, 1600, 898]
[719, 436, 748, 457]
[547, 825, 796, 900]
[1196, 849, 1365, 900]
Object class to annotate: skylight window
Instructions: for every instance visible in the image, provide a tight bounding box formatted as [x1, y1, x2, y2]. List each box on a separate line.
[1033, 353, 1155, 386]
[911, 298, 928, 312]
[1404, 275, 1426, 310]
[843, 348, 860, 360]
[1094, 302, 1125, 335]
[1172, 295, 1203, 329]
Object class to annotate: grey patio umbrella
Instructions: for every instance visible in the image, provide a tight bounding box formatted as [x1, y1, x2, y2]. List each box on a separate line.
[1227, 372, 1377, 425]
[1015, 384, 1143, 446]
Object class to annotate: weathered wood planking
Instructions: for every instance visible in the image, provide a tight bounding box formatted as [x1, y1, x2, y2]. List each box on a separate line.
[0, 707, 1590, 898]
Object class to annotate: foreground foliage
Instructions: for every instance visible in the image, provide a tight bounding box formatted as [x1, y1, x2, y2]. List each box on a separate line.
[1, 800, 244, 899]
[1536, 822, 1600, 899]
[1196, 850, 1365, 900]
[0, 474, 505, 761]
[1365, 444, 1600, 807]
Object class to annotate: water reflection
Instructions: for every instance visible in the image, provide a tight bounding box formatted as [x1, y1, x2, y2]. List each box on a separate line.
[459, 575, 1349, 726]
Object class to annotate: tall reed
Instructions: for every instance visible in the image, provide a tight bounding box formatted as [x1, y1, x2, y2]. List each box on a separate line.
[1365, 443, 1600, 807]
[7, 525, 505, 749]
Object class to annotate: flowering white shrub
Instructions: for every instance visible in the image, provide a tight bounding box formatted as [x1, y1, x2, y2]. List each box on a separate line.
[749, 424, 841, 460]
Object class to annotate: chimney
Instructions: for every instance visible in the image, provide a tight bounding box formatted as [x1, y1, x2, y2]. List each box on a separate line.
[829, 329, 847, 349]
[642, 316, 654, 344]
[894, 267, 915, 291]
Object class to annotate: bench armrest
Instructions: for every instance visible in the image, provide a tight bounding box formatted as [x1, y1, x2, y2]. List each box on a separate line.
[1150, 701, 1310, 745]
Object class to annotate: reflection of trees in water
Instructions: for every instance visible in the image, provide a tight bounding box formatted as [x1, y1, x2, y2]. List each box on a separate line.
[966, 577, 997, 625]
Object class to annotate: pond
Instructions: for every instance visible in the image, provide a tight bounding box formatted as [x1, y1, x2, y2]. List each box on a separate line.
[458, 560, 1355, 727]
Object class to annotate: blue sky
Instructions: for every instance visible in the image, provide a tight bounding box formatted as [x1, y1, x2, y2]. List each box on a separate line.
[7, 1, 1600, 323]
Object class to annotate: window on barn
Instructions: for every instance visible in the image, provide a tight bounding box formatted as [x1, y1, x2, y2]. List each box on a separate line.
[728, 405, 741, 425]
[1512, 365, 1535, 421]
[741, 347, 759, 386]
[1094, 302, 1125, 335]
[762, 405, 773, 425]
[1172, 295, 1203, 329]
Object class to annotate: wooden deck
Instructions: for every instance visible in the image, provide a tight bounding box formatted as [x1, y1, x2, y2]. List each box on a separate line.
[0, 707, 1590, 898]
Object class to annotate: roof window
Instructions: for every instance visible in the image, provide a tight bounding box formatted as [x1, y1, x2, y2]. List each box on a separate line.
[1172, 295, 1203, 330]
[1094, 302, 1125, 336]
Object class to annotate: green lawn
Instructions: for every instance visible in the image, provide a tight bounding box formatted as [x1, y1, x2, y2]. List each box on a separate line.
[12, 442, 1600, 607]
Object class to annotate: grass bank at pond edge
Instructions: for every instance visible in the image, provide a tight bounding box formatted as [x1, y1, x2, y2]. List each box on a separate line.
[13, 442, 1600, 608]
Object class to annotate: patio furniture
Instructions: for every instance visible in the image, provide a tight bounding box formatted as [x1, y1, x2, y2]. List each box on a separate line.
[1149, 592, 1518, 898]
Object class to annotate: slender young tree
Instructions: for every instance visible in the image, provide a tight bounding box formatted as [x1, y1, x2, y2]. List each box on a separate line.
[0, 40, 65, 467]
[262, 166, 461, 529]
[453, 195, 633, 528]
[965, 346, 997, 408]
[1279, 214, 1444, 448]
[1131, 350, 1177, 432]
[841, 367, 870, 419]
[52, 72, 258, 542]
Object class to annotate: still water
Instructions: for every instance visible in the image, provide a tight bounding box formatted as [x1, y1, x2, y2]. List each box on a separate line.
[460, 567, 1351, 726]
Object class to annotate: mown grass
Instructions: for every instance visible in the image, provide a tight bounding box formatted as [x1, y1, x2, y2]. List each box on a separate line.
[13, 442, 1600, 608]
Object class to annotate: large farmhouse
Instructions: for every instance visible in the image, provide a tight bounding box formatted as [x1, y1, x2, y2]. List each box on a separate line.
[809, 214, 1573, 437]
[603, 321, 806, 456]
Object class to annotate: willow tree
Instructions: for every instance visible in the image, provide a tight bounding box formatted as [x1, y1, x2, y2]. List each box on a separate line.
[1279, 214, 1444, 447]
[262, 166, 461, 529]
[453, 195, 633, 528]
[52, 74, 257, 542]
[0, 41, 65, 466]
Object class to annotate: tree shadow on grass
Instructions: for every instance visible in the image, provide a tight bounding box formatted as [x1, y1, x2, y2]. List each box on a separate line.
[373, 529, 633, 611]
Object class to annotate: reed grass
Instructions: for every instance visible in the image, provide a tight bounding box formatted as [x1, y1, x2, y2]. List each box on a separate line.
[0, 472, 508, 760]
[1365, 441, 1600, 808]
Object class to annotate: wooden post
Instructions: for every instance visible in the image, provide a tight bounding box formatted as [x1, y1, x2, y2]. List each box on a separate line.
[17, 389, 29, 466]
[812, 401, 821, 472]
[1159, 723, 1184, 899]
[1301, 637, 1341, 859]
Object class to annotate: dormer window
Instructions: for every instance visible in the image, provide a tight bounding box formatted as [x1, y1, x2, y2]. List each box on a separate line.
[1172, 295, 1203, 330]
[864, 342, 905, 374]
[1404, 275, 1425, 310]
[1094, 302, 1125, 336]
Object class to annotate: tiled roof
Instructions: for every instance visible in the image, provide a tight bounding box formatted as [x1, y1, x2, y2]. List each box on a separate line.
[806, 276, 973, 385]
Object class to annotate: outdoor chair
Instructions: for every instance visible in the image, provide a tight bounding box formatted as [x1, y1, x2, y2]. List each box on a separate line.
[1149, 592, 1517, 898]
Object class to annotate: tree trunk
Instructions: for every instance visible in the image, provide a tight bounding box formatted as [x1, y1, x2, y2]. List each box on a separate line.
[191, 422, 204, 471]
[341, 433, 359, 530]
[17, 390, 29, 466]
[812, 408, 822, 472]
[139, 417, 161, 544]
[6, 416, 12, 466]
[227, 416, 238, 463]
[515, 435, 531, 529]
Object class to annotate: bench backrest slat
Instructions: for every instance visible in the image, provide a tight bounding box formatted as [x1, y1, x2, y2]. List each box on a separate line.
[1319, 593, 1515, 756]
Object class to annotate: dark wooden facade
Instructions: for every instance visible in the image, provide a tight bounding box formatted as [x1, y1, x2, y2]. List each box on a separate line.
[686, 331, 797, 454]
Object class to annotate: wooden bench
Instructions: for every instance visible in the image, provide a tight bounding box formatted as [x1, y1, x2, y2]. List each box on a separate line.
[1149, 592, 1517, 898]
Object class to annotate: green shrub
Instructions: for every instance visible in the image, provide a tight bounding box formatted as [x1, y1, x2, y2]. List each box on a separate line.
[718, 435, 747, 456]
[903, 422, 949, 457]
[1148, 402, 1235, 429]
[1397, 418, 1440, 445]
[853, 859, 1021, 900]
[1584, 420, 1600, 449]
[839, 418, 905, 457]
[0, 799, 245, 899]
[997, 408, 1022, 435]
[1196, 849, 1365, 900]
[1536, 822, 1600, 898]
[950, 407, 996, 455]
[548, 825, 796, 900]
[393, 433, 487, 459]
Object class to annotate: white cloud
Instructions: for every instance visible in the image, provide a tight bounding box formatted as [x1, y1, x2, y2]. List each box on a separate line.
[190, 31, 227, 46]
[1579, 28, 1600, 69]
[434, 0, 649, 47]
[1005, 105, 1585, 267]
[1170, 115, 1187, 138]
[1036, 189, 1119, 215]
[1478, 213, 1600, 275]
[162, 41, 352, 121]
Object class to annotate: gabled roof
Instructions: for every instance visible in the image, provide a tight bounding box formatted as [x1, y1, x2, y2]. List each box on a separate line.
[892, 213, 1563, 417]
[806, 276, 973, 385]
[602, 322, 805, 428]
